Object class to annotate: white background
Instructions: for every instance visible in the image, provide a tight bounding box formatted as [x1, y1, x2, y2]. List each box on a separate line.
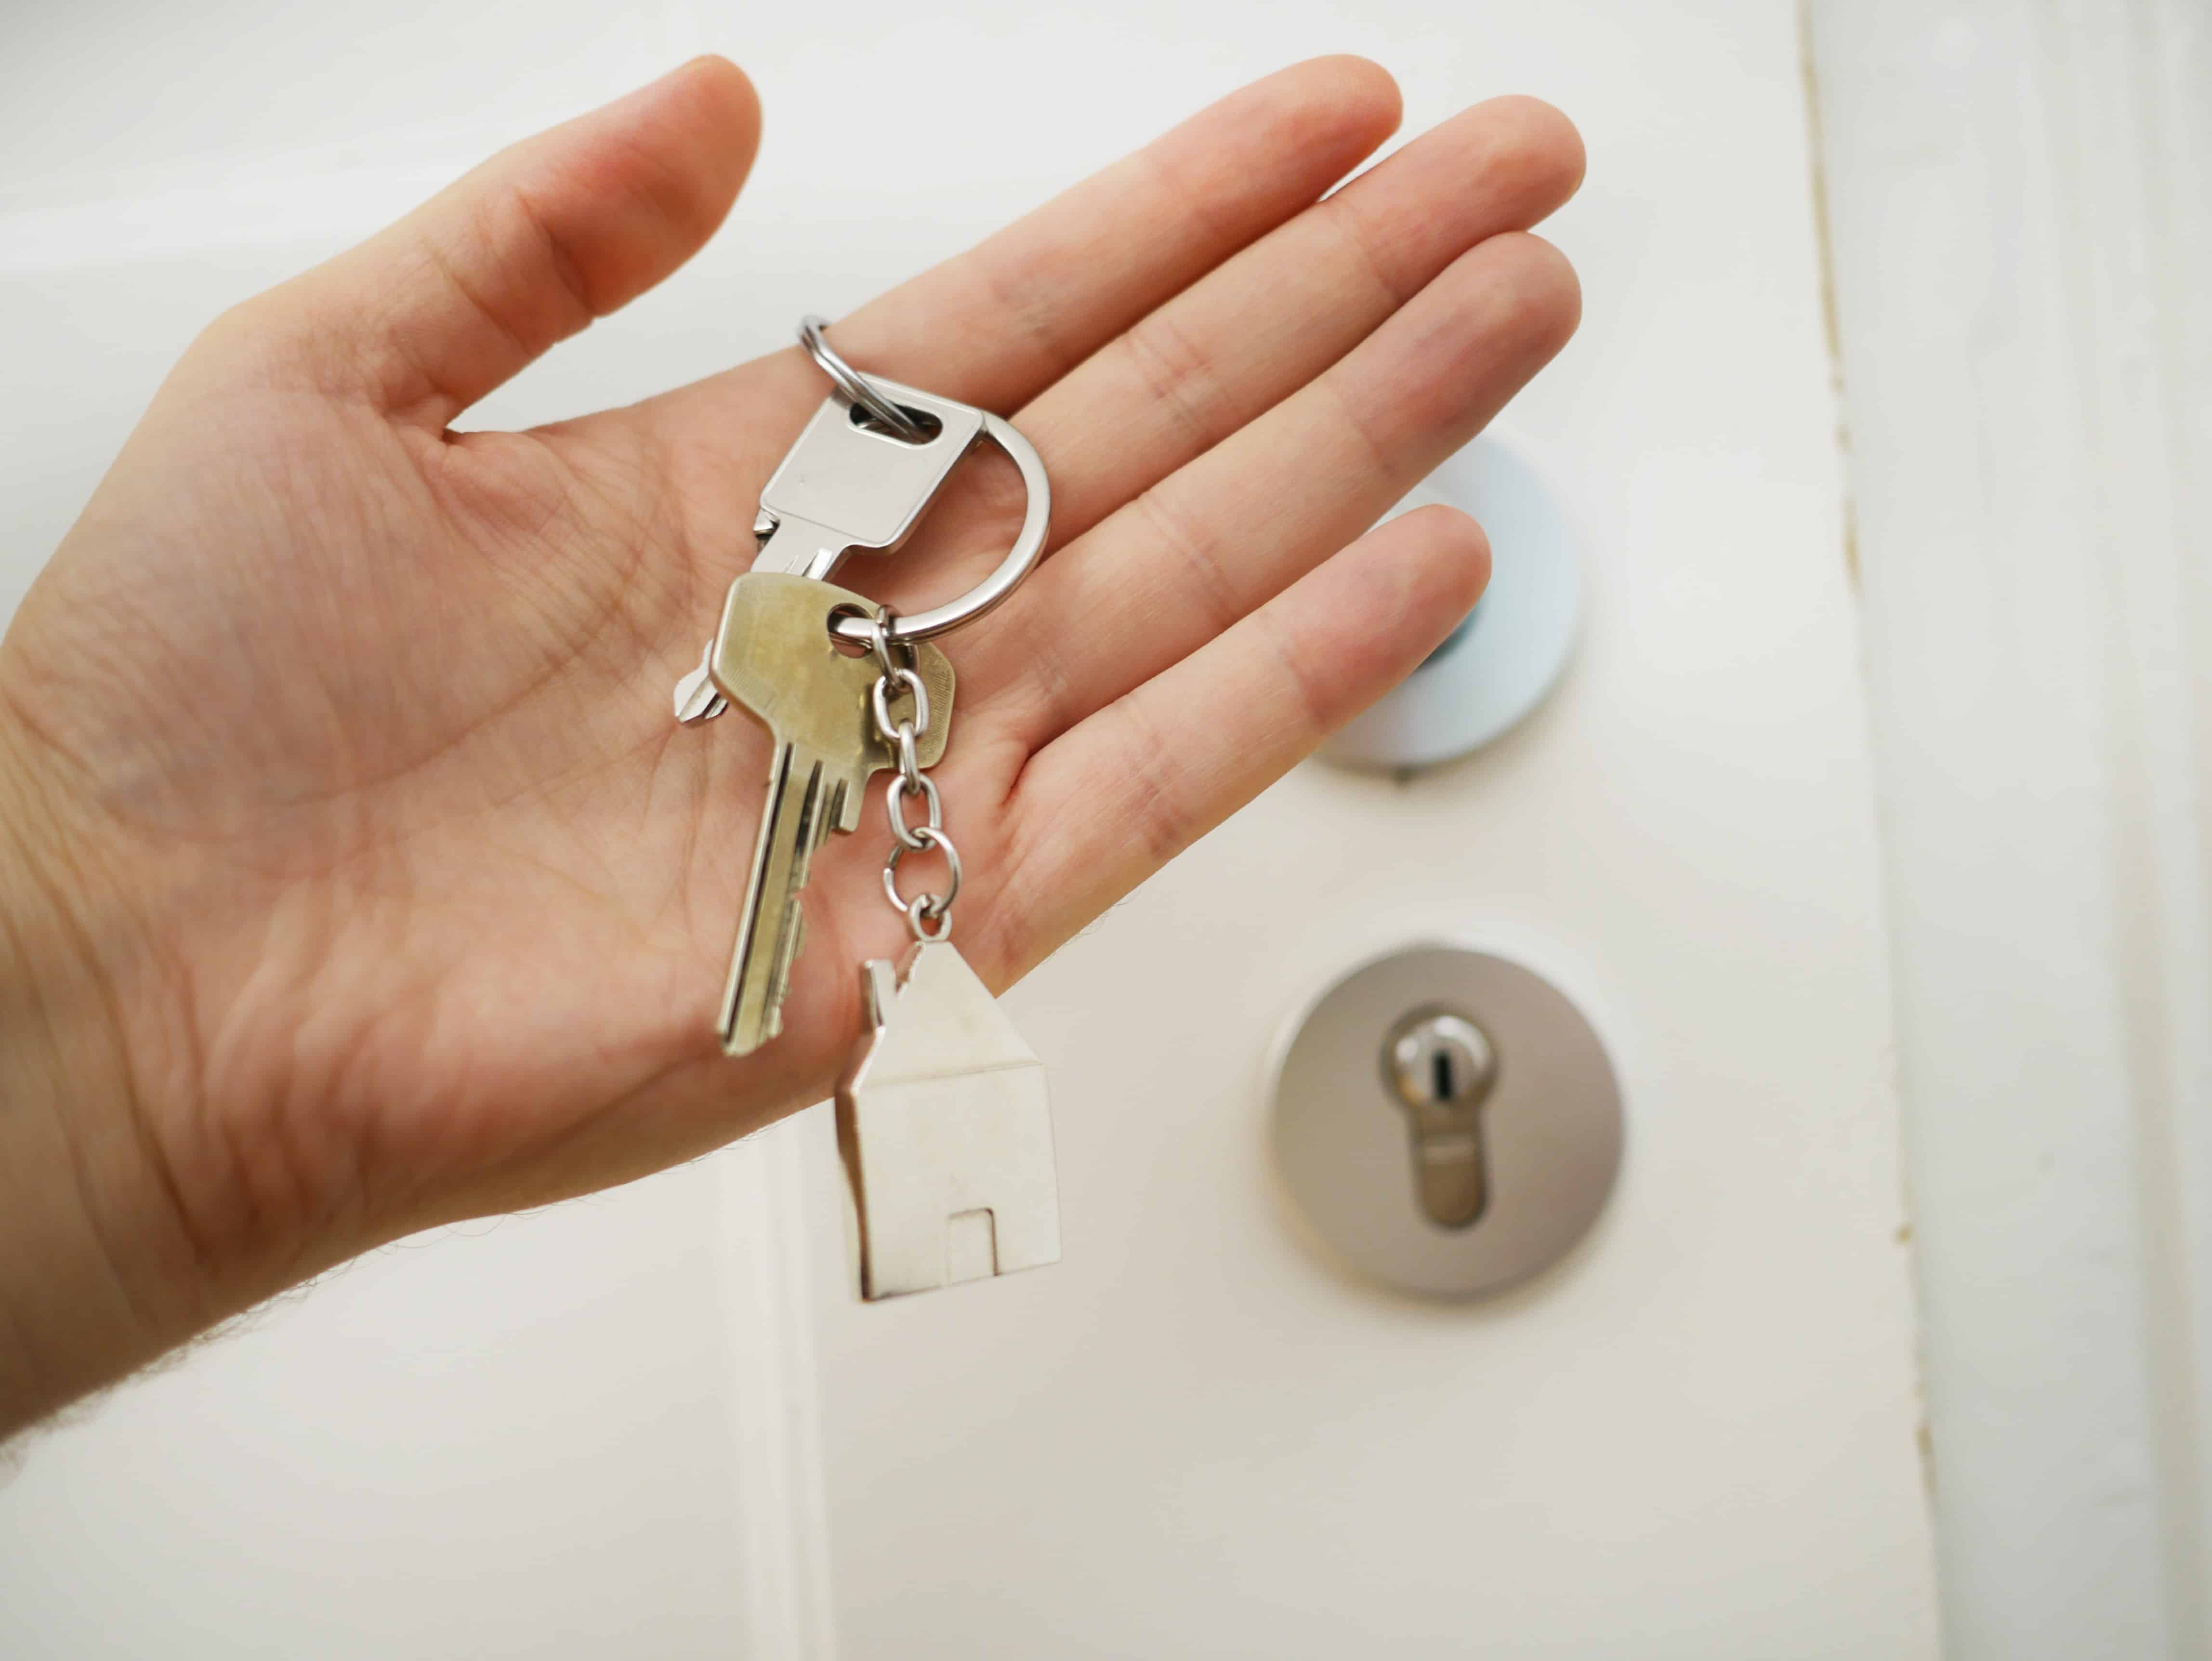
[0, 2, 1943, 1656]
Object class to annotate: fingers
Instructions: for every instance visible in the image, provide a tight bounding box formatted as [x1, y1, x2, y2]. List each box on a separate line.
[981, 506, 1488, 980]
[647, 90, 1578, 666]
[1018, 95, 1582, 548]
[242, 57, 761, 426]
[828, 55, 1404, 410]
[647, 56, 1401, 446]
[972, 230, 1580, 750]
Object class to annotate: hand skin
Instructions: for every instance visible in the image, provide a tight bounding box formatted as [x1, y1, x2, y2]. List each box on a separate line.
[0, 56, 1580, 1437]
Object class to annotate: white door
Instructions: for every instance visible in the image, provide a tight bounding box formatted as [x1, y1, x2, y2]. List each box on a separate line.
[0, 3, 1941, 1656]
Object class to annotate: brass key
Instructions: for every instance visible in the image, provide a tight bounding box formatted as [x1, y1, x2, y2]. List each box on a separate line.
[709, 572, 953, 1055]
[672, 378, 987, 727]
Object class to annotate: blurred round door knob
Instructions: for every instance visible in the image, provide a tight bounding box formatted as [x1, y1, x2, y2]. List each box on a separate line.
[1320, 433, 1579, 771]
[1271, 945, 1624, 1299]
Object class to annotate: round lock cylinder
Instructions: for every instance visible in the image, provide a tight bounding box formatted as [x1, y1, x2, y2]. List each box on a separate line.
[1270, 945, 1624, 1300]
[1384, 1010, 1497, 1113]
[1381, 1011, 1499, 1229]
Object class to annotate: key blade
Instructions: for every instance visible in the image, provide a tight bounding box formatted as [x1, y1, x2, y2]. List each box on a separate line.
[719, 741, 833, 1055]
[706, 574, 963, 1055]
[750, 515, 850, 580]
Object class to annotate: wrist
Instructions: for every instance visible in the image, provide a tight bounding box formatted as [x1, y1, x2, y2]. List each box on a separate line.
[0, 722, 211, 1438]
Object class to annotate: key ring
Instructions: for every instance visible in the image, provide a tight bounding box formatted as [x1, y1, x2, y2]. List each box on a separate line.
[798, 316, 930, 443]
[796, 319, 1053, 648]
[832, 407, 1047, 646]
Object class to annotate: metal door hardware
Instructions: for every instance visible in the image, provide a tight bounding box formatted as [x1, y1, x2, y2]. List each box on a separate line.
[1271, 945, 1623, 1299]
[1320, 434, 1580, 771]
[1382, 1009, 1499, 1227]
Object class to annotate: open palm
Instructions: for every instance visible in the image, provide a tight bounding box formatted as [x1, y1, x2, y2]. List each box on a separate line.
[0, 56, 1580, 1314]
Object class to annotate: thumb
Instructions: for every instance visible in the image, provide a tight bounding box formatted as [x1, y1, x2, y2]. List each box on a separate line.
[241, 56, 760, 428]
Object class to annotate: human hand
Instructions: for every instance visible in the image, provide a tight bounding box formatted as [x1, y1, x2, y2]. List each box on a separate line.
[0, 55, 1580, 1431]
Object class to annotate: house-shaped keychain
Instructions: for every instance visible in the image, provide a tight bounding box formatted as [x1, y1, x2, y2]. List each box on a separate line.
[835, 941, 1063, 1300]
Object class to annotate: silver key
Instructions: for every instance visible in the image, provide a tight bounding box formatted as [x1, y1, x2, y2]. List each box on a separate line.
[752, 378, 988, 580]
[709, 571, 954, 1055]
[836, 940, 1062, 1299]
[673, 381, 986, 725]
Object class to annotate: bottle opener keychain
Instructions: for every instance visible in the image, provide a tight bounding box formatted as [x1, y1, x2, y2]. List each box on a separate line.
[673, 316, 1061, 1301]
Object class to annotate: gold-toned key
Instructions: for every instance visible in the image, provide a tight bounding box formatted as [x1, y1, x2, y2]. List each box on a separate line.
[709, 571, 954, 1055]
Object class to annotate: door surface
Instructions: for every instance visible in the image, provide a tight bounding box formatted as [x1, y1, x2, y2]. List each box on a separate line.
[0, 3, 1939, 1656]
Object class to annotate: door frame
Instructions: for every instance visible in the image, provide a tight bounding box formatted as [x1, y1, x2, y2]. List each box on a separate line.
[1806, 2, 2212, 1654]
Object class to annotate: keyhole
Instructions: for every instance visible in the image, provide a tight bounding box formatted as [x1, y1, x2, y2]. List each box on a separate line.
[1382, 1009, 1499, 1229]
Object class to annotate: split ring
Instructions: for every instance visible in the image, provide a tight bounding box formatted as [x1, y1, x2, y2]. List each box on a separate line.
[797, 318, 1053, 647]
[797, 315, 929, 443]
[825, 409, 1052, 646]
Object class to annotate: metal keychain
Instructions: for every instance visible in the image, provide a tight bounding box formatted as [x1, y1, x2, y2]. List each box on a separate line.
[681, 316, 1063, 1299]
[679, 316, 1052, 1056]
[862, 613, 963, 943]
[835, 608, 1061, 1301]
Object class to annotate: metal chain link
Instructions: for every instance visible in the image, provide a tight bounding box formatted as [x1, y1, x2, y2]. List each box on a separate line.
[863, 612, 962, 942]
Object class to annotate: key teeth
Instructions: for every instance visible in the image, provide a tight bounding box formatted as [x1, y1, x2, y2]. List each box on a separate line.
[745, 900, 804, 1052]
[779, 907, 808, 1026]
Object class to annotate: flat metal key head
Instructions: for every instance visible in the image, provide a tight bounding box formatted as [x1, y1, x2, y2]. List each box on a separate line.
[709, 572, 953, 807]
[752, 380, 988, 581]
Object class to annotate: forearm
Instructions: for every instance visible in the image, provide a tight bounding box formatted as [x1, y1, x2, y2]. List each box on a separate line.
[0, 726, 208, 1438]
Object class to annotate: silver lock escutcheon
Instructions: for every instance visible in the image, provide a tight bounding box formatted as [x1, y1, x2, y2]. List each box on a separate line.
[1271, 944, 1624, 1300]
